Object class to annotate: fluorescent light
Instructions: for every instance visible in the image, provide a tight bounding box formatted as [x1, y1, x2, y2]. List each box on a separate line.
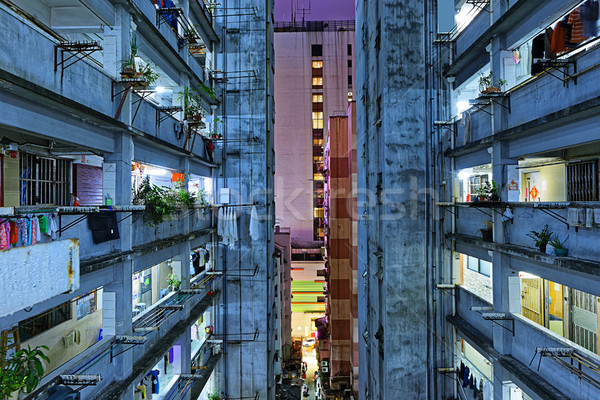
[457, 169, 471, 181]
[155, 86, 166, 93]
[145, 167, 168, 176]
[456, 101, 470, 114]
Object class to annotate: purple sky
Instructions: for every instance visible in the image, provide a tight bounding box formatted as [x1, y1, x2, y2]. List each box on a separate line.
[274, 0, 355, 21]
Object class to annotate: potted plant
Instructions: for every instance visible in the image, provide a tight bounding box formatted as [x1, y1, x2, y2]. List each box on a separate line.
[0, 345, 49, 399]
[120, 36, 140, 78]
[480, 221, 493, 242]
[479, 73, 506, 94]
[166, 273, 181, 292]
[527, 224, 552, 253]
[480, 180, 504, 202]
[176, 87, 203, 120]
[549, 234, 569, 257]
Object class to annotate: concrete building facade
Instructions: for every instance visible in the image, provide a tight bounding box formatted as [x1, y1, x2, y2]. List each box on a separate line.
[0, 0, 275, 399]
[357, 0, 600, 399]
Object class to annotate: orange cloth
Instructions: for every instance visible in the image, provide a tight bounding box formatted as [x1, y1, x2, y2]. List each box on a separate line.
[568, 8, 587, 43]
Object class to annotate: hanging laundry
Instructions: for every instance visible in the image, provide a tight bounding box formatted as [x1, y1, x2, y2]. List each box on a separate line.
[461, 111, 471, 144]
[9, 220, 17, 247]
[38, 215, 48, 235]
[483, 380, 492, 400]
[30, 217, 36, 245]
[567, 208, 579, 226]
[586, 208, 594, 228]
[462, 366, 470, 388]
[217, 206, 224, 237]
[594, 209, 600, 225]
[49, 214, 59, 240]
[17, 219, 28, 246]
[27, 218, 32, 245]
[221, 208, 230, 246]
[250, 205, 261, 241]
[0, 221, 9, 250]
[550, 17, 572, 55]
[577, 208, 586, 227]
[568, 7, 586, 44]
[34, 217, 41, 242]
[580, 0, 599, 38]
[230, 208, 238, 249]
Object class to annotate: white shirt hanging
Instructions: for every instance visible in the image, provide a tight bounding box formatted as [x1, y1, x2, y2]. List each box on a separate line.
[249, 206, 260, 241]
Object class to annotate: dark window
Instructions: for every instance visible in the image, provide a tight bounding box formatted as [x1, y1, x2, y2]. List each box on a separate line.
[348, 59, 352, 68]
[348, 75, 352, 86]
[19, 302, 72, 341]
[567, 161, 598, 201]
[311, 44, 322, 57]
[20, 152, 71, 206]
[347, 44, 352, 56]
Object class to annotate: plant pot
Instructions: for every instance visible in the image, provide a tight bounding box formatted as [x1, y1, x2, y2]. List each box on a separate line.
[555, 248, 568, 257]
[539, 243, 547, 254]
[480, 228, 493, 242]
[471, 196, 480, 202]
[481, 87, 500, 94]
[490, 193, 500, 202]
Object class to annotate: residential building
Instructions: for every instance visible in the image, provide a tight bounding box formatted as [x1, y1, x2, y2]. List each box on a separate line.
[357, 0, 600, 399]
[0, 0, 275, 399]
[274, 20, 355, 242]
[324, 100, 358, 396]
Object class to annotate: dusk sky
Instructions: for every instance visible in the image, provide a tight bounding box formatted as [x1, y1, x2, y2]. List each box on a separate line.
[274, 0, 355, 21]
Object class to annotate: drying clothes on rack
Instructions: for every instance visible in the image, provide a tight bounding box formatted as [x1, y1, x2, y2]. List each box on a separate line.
[461, 111, 472, 144]
[0, 221, 9, 250]
[217, 207, 224, 237]
[580, 0, 600, 38]
[249, 205, 260, 241]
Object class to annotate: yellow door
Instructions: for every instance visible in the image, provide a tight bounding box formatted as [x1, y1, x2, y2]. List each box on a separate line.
[521, 278, 544, 325]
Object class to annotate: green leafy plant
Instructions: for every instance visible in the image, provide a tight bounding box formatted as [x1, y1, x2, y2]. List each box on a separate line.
[1, 345, 49, 398]
[133, 177, 200, 228]
[549, 234, 568, 250]
[199, 83, 216, 99]
[208, 388, 220, 400]
[479, 72, 505, 93]
[139, 63, 160, 86]
[527, 224, 552, 252]
[166, 273, 181, 291]
[176, 87, 203, 118]
[120, 35, 140, 74]
[479, 180, 504, 201]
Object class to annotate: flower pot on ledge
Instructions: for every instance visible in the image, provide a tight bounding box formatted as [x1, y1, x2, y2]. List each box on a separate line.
[555, 248, 568, 257]
[481, 87, 500, 94]
[480, 228, 493, 242]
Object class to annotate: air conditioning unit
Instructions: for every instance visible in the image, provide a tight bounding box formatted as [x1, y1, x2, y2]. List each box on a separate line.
[320, 360, 328, 367]
[321, 366, 329, 373]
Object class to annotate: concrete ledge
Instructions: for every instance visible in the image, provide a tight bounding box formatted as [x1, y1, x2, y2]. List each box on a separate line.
[80, 227, 214, 275]
[447, 315, 570, 400]
[445, 95, 600, 158]
[449, 233, 600, 277]
[188, 353, 221, 399]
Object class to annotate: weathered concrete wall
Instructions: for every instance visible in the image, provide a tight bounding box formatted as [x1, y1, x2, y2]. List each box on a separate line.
[215, 0, 275, 398]
[356, 0, 428, 398]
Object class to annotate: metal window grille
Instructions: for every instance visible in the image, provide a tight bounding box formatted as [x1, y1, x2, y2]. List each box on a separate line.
[20, 152, 71, 206]
[18, 302, 72, 341]
[567, 161, 598, 201]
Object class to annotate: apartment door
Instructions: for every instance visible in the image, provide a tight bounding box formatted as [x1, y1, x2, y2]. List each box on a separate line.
[524, 172, 540, 202]
[521, 277, 544, 325]
[569, 289, 598, 354]
[547, 280, 564, 336]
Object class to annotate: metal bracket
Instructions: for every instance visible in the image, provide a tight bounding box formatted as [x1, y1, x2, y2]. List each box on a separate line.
[157, 106, 183, 127]
[481, 312, 514, 336]
[533, 58, 577, 86]
[537, 208, 571, 230]
[54, 41, 102, 75]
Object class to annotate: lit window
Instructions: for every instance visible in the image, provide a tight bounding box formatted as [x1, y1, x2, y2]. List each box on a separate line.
[313, 139, 323, 146]
[313, 173, 324, 181]
[348, 92, 353, 102]
[312, 61, 323, 68]
[312, 94, 323, 103]
[313, 208, 325, 218]
[312, 111, 324, 129]
[312, 77, 323, 86]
